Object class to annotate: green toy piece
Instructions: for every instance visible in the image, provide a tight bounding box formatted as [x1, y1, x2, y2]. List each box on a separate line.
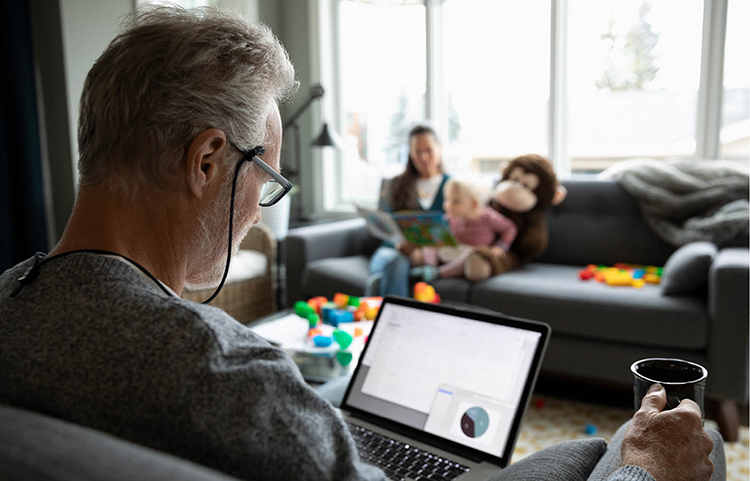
[332, 329, 353, 349]
[294, 301, 314, 318]
[336, 351, 353, 366]
[307, 313, 320, 329]
[348, 296, 360, 308]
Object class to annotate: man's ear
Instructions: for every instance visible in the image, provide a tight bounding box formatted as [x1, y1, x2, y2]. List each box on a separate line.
[552, 185, 567, 206]
[185, 128, 228, 199]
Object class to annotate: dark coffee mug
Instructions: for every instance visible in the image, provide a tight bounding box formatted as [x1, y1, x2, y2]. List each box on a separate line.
[631, 358, 708, 419]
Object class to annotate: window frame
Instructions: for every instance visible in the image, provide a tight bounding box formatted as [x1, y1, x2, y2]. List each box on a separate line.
[322, 0, 732, 212]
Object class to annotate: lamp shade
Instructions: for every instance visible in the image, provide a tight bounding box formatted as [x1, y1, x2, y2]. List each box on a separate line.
[311, 123, 344, 149]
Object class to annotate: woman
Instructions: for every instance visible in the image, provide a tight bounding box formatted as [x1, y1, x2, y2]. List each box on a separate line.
[368, 125, 449, 296]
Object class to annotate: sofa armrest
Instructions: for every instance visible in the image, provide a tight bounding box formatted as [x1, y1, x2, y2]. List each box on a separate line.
[285, 219, 371, 305]
[708, 248, 749, 403]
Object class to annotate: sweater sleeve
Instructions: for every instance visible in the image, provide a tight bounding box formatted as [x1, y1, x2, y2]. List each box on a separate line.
[605, 466, 657, 481]
[180, 312, 386, 481]
[486, 208, 518, 251]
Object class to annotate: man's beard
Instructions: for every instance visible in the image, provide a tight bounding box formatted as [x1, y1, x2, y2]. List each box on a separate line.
[184, 184, 255, 291]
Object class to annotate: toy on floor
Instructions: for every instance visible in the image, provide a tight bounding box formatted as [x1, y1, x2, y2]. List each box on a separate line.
[414, 282, 441, 303]
[584, 424, 598, 435]
[578, 264, 662, 288]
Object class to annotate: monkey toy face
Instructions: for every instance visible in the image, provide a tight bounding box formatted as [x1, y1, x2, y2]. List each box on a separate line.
[494, 154, 566, 213]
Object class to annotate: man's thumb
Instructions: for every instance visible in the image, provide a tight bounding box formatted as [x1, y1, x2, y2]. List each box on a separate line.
[640, 383, 667, 413]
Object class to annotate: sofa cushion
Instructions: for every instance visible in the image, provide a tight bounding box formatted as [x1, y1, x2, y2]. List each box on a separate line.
[0, 404, 239, 481]
[471, 264, 708, 350]
[432, 277, 472, 303]
[490, 438, 607, 481]
[661, 242, 717, 295]
[540, 180, 675, 267]
[302, 256, 372, 298]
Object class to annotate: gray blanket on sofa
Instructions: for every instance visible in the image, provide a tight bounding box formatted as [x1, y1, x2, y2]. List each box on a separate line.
[600, 159, 749, 247]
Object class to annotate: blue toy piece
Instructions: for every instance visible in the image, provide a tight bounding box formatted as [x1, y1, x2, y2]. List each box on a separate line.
[321, 303, 339, 325]
[321, 307, 355, 327]
[584, 424, 597, 435]
[313, 335, 333, 347]
[632, 269, 645, 279]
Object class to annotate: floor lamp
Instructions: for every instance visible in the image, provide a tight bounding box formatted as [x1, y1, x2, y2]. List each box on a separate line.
[283, 84, 343, 222]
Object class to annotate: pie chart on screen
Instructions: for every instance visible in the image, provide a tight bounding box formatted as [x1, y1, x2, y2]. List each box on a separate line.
[460, 406, 490, 438]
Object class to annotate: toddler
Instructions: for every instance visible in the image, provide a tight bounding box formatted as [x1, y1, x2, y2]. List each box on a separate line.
[411, 178, 517, 282]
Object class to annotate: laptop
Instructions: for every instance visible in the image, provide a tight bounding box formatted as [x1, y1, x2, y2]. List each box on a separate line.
[339, 296, 550, 481]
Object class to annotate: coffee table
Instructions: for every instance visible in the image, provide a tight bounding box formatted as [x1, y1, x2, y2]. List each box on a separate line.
[248, 309, 373, 384]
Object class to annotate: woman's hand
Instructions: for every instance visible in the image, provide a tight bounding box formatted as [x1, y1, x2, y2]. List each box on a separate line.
[396, 242, 417, 257]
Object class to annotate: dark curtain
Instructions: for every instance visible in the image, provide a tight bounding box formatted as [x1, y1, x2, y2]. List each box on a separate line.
[0, 0, 48, 272]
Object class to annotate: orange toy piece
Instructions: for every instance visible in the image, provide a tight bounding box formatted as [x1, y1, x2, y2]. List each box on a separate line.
[308, 327, 322, 337]
[354, 327, 363, 337]
[355, 297, 383, 321]
[414, 282, 440, 303]
[333, 293, 349, 309]
[307, 296, 328, 314]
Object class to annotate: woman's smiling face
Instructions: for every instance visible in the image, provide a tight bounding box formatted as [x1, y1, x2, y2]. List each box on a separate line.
[409, 133, 442, 178]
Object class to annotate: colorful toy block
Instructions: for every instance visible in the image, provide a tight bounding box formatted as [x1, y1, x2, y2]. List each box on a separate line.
[578, 263, 662, 289]
[294, 301, 315, 318]
[333, 329, 353, 349]
[333, 293, 349, 309]
[414, 282, 440, 303]
[307, 296, 328, 314]
[313, 335, 333, 347]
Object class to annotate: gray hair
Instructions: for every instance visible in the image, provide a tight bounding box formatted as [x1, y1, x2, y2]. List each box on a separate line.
[77, 6, 297, 194]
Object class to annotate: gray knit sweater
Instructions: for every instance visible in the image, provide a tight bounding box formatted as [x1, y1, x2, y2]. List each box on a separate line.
[0, 253, 385, 481]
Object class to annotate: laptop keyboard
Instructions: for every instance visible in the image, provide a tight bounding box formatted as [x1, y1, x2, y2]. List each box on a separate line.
[347, 421, 470, 481]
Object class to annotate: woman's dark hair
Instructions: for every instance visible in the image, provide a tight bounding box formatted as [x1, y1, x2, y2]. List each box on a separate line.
[389, 125, 442, 212]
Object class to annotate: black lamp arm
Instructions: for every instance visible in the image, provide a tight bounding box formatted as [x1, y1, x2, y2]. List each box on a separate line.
[282, 84, 325, 130]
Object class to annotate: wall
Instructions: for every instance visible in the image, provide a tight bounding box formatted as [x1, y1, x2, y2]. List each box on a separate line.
[59, 0, 134, 185]
[30, 0, 134, 245]
[31, 0, 319, 244]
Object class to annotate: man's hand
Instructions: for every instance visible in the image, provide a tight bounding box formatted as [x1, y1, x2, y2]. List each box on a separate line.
[621, 384, 714, 481]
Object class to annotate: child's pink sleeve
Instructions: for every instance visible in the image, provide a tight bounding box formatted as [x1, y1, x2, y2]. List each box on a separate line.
[486, 208, 517, 251]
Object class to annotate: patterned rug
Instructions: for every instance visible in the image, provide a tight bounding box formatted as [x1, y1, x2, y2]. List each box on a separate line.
[512, 395, 749, 481]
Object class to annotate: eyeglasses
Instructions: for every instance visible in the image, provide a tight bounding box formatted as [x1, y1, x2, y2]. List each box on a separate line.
[228, 140, 293, 207]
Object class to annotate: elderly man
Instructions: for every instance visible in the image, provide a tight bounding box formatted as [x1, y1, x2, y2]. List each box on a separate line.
[0, 6, 721, 481]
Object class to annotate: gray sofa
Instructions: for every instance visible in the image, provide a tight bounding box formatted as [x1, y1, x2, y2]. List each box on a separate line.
[0, 402, 728, 481]
[285, 180, 749, 437]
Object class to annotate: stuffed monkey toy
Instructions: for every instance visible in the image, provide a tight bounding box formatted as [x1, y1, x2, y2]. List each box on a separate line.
[466, 154, 567, 278]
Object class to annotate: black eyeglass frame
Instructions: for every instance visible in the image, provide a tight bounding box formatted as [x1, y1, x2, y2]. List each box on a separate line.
[228, 140, 293, 207]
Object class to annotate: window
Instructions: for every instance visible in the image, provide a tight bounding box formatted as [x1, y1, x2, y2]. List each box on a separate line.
[720, 0, 749, 160]
[330, 0, 745, 210]
[338, 0, 427, 206]
[442, 0, 551, 177]
[567, 0, 704, 173]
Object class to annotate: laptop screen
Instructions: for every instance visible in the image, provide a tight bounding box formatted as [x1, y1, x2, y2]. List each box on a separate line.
[343, 298, 548, 462]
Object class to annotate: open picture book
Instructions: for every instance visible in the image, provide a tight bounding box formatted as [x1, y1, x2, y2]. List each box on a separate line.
[356, 205, 459, 247]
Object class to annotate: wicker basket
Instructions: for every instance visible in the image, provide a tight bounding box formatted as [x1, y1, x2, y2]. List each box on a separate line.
[182, 223, 277, 324]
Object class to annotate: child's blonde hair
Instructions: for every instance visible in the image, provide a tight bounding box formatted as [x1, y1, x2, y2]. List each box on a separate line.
[444, 178, 490, 210]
